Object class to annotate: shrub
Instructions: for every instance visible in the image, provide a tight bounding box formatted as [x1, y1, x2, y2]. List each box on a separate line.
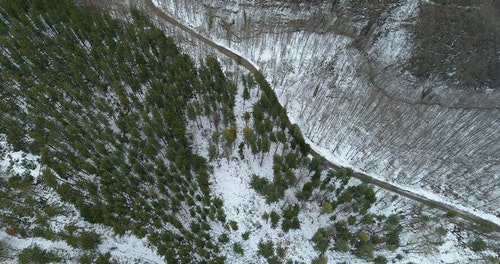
[445, 210, 458, 218]
[218, 233, 230, 244]
[386, 229, 400, 250]
[95, 252, 112, 264]
[321, 202, 334, 214]
[335, 240, 350, 252]
[334, 222, 352, 241]
[242, 232, 250, 240]
[471, 223, 493, 234]
[361, 214, 374, 225]
[311, 228, 329, 253]
[262, 212, 270, 221]
[233, 243, 244, 255]
[258, 240, 274, 258]
[356, 231, 369, 242]
[355, 241, 374, 260]
[79, 231, 101, 250]
[79, 253, 94, 264]
[282, 205, 300, 232]
[267, 256, 281, 264]
[276, 246, 286, 259]
[229, 220, 238, 231]
[373, 255, 388, 264]
[18, 245, 61, 264]
[250, 175, 269, 194]
[312, 255, 328, 264]
[436, 226, 447, 236]
[270, 211, 280, 229]
[470, 238, 487, 252]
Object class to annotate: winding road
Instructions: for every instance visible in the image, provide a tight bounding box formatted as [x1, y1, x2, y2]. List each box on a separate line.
[142, 0, 500, 232]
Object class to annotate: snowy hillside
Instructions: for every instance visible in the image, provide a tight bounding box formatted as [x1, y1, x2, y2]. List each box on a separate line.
[149, 0, 500, 217]
[0, 135, 164, 263]
[1, 0, 499, 263]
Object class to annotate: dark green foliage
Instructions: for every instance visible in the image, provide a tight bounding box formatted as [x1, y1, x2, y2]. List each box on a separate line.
[445, 210, 458, 218]
[469, 238, 487, 252]
[242, 232, 250, 240]
[276, 246, 286, 259]
[267, 256, 281, 264]
[0, 241, 4, 259]
[0, 173, 50, 238]
[335, 239, 350, 253]
[386, 229, 401, 251]
[355, 240, 375, 260]
[79, 231, 101, 250]
[79, 253, 94, 264]
[289, 124, 310, 155]
[312, 228, 330, 253]
[208, 144, 217, 161]
[251, 173, 287, 203]
[262, 212, 270, 221]
[18, 245, 61, 264]
[297, 181, 315, 201]
[95, 252, 112, 264]
[384, 214, 401, 250]
[258, 240, 274, 258]
[337, 184, 376, 213]
[282, 204, 300, 232]
[233, 243, 244, 255]
[270, 211, 280, 229]
[0, 1, 234, 261]
[229, 220, 239, 231]
[373, 255, 388, 264]
[361, 214, 374, 225]
[250, 174, 270, 194]
[219, 233, 229, 244]
[348, 215, 357, 225]
[309, 156, 323, 173]
[312, 255, 328, 264]
[334, 222, 352, 242]
[471, 223, 493, 234]
[243, 87, 250, 100]
[253, 71, 285, 119]
[238, 142, 245, 159]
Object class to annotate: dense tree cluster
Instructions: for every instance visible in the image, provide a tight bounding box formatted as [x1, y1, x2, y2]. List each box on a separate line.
[0, 0, 238, 262]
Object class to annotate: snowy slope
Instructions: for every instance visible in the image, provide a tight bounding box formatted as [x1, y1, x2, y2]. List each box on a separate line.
[0, 1, 496, 263]
[0, 134, 165, 263]
[149, 0, 500, 217]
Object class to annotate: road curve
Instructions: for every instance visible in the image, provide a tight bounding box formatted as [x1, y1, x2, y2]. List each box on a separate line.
[143, 0, 500, 232]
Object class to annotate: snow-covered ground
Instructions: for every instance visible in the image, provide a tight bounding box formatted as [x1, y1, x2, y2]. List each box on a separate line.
[301, 134, 500, 229]
[1, 1, 498, 262]
[187, 64, 499, 263]
[0, 135, 165, 263]
[150, 0, 500, 218]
